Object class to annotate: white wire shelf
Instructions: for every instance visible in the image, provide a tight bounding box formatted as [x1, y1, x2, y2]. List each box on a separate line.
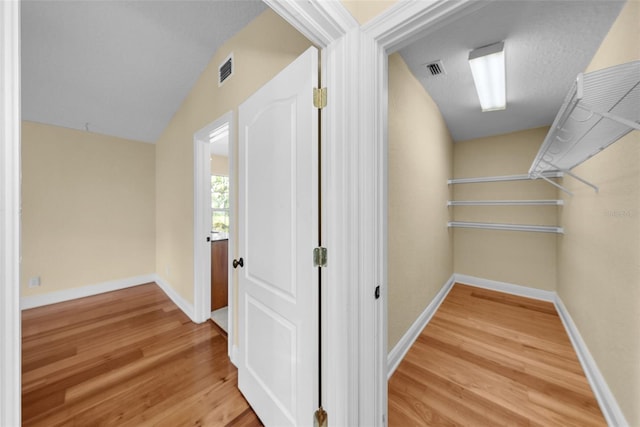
[448, 172, 563, 185]
[529, 60, 640, 191]
[448, 221, 564, 234]
[448, 199, 563, 206]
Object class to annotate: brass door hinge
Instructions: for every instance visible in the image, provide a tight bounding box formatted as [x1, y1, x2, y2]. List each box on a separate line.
[314, 407, 327, 427]
[313, 87, 327, 109]
[313, 247, 327, 268]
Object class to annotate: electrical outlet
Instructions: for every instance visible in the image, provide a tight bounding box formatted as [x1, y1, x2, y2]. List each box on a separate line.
[28, 276, 41, 288]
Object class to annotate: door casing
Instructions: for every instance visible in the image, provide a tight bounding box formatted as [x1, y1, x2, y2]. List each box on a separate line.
[193, 111, 235, 358]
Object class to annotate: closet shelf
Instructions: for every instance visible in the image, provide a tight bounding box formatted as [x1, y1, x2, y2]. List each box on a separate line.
[448, 221, 564, 234]
[448, 199, 563, 206]
[529, 60, 640, 191]
[448, 172, 562, 185]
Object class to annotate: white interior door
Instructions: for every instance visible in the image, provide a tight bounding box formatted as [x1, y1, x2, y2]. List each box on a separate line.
[237, 46, 319, 427]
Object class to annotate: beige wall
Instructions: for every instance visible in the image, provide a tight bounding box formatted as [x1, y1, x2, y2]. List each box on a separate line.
[557, 1, 640, 424]
[341, 0, 398, 24]
[210, 154, 228, 176]
[453, 127, 558, 291]
[21, 121, 155, 295]
[387, 53, 453, 350]
[155, 9, 312, 307]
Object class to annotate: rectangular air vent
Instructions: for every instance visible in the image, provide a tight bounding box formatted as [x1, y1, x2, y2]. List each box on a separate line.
[218, 53, 233, 86]
[425, 60, 446, 77]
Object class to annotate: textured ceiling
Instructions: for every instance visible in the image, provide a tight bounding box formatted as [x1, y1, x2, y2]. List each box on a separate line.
[21, 0, 267, 143]
[399, 0, 625, 142]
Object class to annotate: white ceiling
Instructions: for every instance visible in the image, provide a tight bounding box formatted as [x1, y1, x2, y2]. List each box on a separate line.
[21, 0, 267, 143]
[399, 0, 625, 142]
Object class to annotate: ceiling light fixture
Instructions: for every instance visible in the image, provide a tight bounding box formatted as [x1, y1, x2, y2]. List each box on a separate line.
[468, 41, 506, 112]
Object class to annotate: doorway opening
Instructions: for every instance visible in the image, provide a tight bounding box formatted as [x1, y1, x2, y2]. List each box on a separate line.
[194, 112, 235, 354]
[209, 124, 230, 333]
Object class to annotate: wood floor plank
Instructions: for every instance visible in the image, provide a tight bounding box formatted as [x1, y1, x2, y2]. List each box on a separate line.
[22, 283, 262, 427]
[389, 283, 606, 426]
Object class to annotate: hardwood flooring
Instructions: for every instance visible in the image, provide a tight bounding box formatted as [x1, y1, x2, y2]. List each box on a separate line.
[388, 283, 607, 426]
[22, 283, 262, 427]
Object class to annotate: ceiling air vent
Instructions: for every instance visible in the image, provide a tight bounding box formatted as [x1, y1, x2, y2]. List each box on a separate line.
[218, 54, 233, 86]
[425, 60, 446, 78]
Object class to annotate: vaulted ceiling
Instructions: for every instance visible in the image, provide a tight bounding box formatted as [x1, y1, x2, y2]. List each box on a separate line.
[21, 0, 267, 143]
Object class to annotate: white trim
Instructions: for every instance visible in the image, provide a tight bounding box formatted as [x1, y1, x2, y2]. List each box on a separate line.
[363, 0, 486, 53]
[554, 296, 629, 427]
[320, 29, 363, 427]
[453, 273, 556, 302]
[20, 273, 202, 329]
[0, 0, 21, 424]
[387, 275, 454, 378]
[226, 115, 237, 362]
[154, 274, 196, 323]
[20, 275, 155, 310]
[230, 344, 239, 367]
[193, 112, 233, 326]
[193, 111, 235, 365]
[265, 0, 356, 47]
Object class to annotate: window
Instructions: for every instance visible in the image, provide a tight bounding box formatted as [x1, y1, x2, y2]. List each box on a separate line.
[211, 175, 229, 233]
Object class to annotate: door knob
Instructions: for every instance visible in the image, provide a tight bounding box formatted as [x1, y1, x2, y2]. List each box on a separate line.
[233, 258, 244, 269]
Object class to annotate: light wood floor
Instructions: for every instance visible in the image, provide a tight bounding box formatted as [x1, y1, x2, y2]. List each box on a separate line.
[22, 283, 262, 427]
[388, 283, 607, 426]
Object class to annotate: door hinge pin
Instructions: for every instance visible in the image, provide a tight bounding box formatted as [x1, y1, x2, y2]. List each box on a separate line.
[313, 87, 327, 109]
[313, 247, 327, 267]
[314, 407, 328, 427]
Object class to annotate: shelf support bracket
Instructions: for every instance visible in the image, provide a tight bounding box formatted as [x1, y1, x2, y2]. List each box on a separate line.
[545, 161, 599, 193]
[538, 174, 574, 196]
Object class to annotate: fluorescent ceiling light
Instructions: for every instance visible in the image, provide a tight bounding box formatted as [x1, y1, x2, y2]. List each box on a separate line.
[468, 41, 506, 112]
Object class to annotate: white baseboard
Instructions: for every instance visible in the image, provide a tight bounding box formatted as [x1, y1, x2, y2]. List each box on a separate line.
[153, 274, 196, 323]
[453, 273, 556, 302]
[20, 274, 155, 310]
[387, 274, 455, 379]
[230, 344, 239, 368]
[554, 295, 629, 427]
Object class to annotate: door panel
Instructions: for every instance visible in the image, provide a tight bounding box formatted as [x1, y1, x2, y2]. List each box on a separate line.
[238, 46, 319, 427]
[246, 100, 296, 300]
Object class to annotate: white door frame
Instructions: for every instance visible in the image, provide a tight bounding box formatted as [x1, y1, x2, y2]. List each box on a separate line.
[358, 1, 487, 424]
[193, 111, 234, 358]
[0, 0, 22, 425]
